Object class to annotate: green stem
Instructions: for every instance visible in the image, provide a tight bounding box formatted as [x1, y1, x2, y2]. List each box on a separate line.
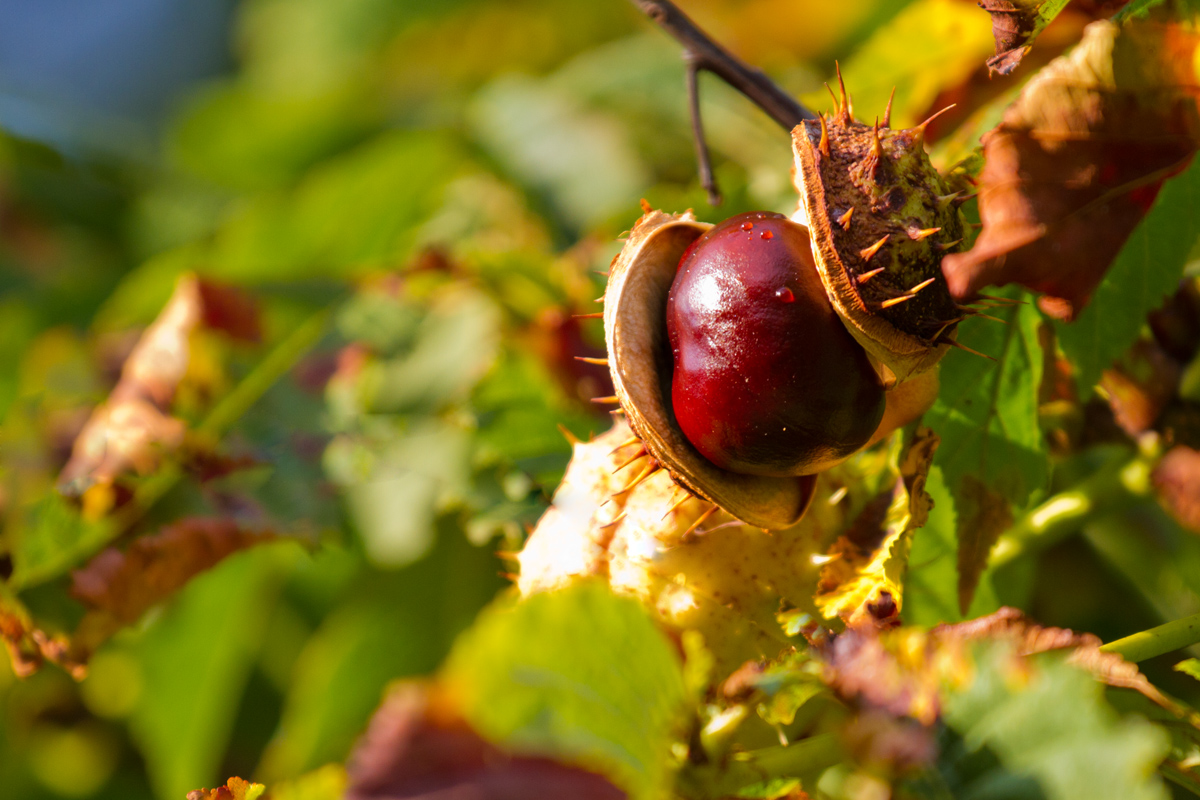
[988, 447, 1156, 569]
[1101, 611, 1200, 663]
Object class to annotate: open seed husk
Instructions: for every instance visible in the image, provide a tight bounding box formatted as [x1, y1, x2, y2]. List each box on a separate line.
[792, 96, 966, 384]
[603, 209, 817, 530]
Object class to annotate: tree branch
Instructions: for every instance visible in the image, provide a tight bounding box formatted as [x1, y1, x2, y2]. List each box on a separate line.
[1102, 611, 1200, 663]
[628, 0, 816, 132]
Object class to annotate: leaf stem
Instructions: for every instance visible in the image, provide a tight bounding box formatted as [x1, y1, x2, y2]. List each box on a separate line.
[988, 447, 1156, 569]
[627, 0, 815, 131]
[1101, 610, 1200, 663]
[680, 733, 844, 797]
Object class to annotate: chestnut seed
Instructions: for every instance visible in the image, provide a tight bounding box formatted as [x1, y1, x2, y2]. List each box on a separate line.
[666, 211, 885, 476]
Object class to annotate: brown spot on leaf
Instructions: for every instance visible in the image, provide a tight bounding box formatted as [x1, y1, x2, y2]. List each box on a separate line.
[955, 475, 1013, 615]
[943, 18, 1200, 321]
[345, 681, 626, 800]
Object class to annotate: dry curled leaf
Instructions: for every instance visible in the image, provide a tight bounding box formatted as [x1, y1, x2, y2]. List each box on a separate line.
[825, 606, 1180, 725]
[1100, 338, 1182, 436]
[0, 601, 84, 680]
[943, 16, 1200, 321]
[57, 274, 261, 498]
[979, 0, 1070, 75]
[187, 777, 266, 800]
[70, 518, 275, 658]
[345, 681, 625, 800]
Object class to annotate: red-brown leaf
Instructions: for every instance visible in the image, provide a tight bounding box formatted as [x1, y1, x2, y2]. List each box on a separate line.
[346, 681, 626, 800]
[70, 518, 274, 657]
[943, 17, 1200, 321]
[1153, 445, 1200, 533]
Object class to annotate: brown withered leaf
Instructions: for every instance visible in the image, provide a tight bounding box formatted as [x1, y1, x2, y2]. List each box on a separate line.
[186, 777, 265, 800]
[70, 518, 275, 658]
[943, 16, 1200, 321]
[346, 681, 626, 800]
[979, 0, 1071, 76]
[1153, 445, 1200, 532]
[57, 274, 261, 498]
[955, 475, 1013, 615]
[825, 607, 1179, 725]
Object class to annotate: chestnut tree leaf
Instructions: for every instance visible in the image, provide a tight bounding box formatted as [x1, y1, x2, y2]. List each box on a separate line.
[442, 582, 688, 800]
[1055, 157, 1200, 394]
[69, 518, 277, 659]
[924, 296, 1047, 612]
[942, 12, 1200, 322]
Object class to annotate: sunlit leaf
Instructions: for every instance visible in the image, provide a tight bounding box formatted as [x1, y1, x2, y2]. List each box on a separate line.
[443, 583, 688, 800]
[186, 776, 266, 800]
[924, 297, 1047, 611]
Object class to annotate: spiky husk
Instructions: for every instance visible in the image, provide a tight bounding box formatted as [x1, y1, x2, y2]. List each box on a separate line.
[518, 421, 843, 677]
[793, 105, 964, 383]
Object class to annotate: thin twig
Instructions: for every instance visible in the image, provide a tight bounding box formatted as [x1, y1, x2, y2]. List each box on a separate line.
[1102, 611, 1200, 663]
[685, 54, 722, 205]
[628, 0, 815, 132]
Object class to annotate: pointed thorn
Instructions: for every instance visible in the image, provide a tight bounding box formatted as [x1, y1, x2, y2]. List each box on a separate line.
[591, 395, 620, 405]
[930, 317, 965, 342]
[575, 356, 609, 365]
[934, 239, 963, 252]
[818, 114, 830, 157]
[916, 103, 956, 132]
[610, 408, 626, 416]
[936, 191, 962, 207]
[609, 437, 641, 455]
[595, 294, 606, 303]
[857, 266, 886, 284]
[907, 226, 942, 241]
[593, 270, 610, 277]
[557, 424, 580, 445]
[879, 294, 916, 309]
[872, 117, 883, 160]
[962, 309, 1008, 324]
[941, 338, 996, 360]
[661, 491, 693, 521]
[573, 312, 604, 319]
[598, 512, 627, 529]
[909, 277, 937, 294]
[615, 460, 659, 495]
[640, 198, 654, 214]
[824, 83, 840, 116]
[859, 234, 890, 262]
[882, 86, 896, 128]
[953, 192, 978, 206]
[837, 206, 854, 229]
[499, 571, 519, 582]
[975, 293, 1026, 305]
[683, 504, 720, 539]
[496, 550, 520, 563]
[835, 61, 852, 123]
[613, 448, 648, 473]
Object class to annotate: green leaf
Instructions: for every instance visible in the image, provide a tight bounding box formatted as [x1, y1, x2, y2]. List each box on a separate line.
[925, 295, 1047, 610]
[1174, 658, 1200, 682]
[803, 0, 997, 129]
[1057, 156, 1200, 395]
[903, 466, 1002, 626]
[443, 582, 688, 800]
[257, 526, 504, 781]
[128, 544, 295, 800]
[943, 644, 1171, 800]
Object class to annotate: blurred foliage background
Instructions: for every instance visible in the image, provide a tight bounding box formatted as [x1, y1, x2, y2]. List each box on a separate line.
[1, 1, 1195, 798]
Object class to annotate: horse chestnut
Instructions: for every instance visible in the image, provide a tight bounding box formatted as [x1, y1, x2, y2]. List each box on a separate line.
[667, 211, 885, 476]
